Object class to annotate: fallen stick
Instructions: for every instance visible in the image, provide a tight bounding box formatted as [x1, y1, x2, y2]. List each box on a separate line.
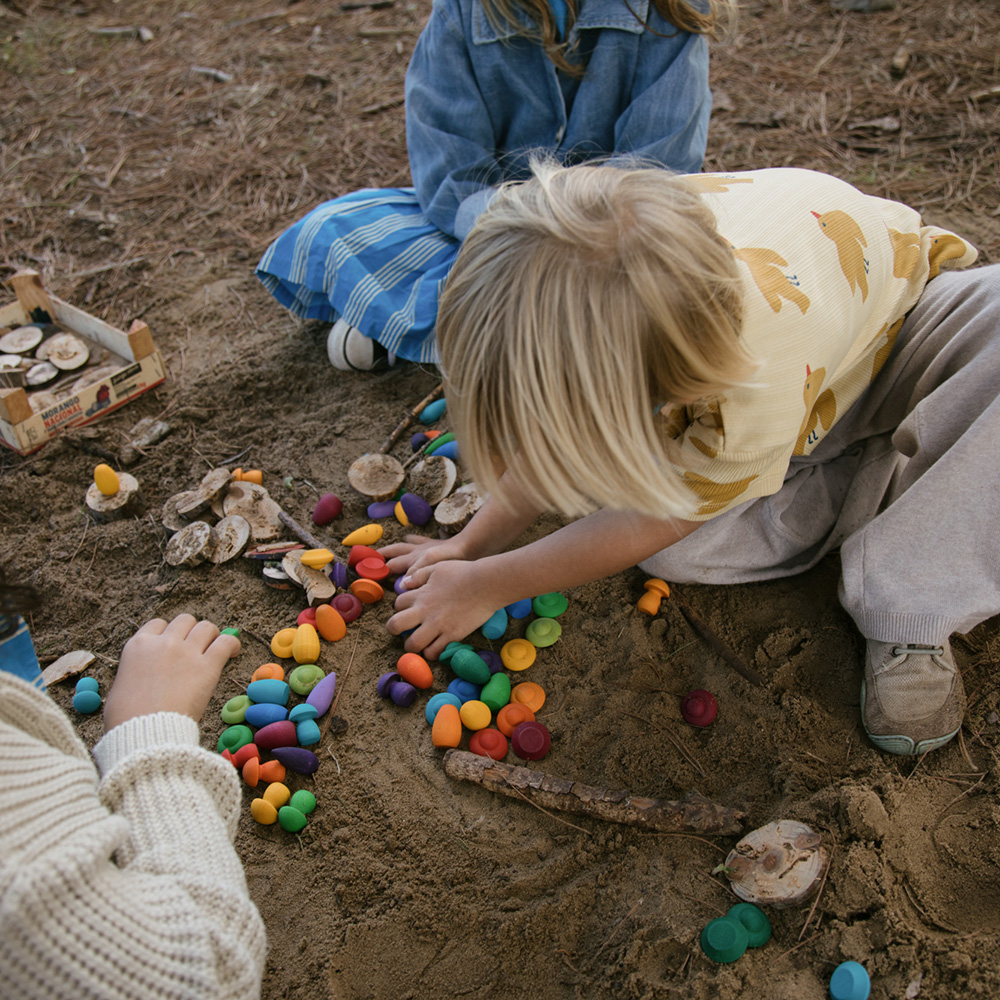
[442, 750, 745, 835]
[378, 382, 444, 454]
[277, 508, 328, 551]
[669, 585, 766, 688]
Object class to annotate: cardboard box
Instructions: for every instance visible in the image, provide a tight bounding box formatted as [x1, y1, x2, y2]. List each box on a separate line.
[0, 270, 166, 455]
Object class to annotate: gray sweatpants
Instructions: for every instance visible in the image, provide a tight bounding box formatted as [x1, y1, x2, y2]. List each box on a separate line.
[640, 264, 1000, 646]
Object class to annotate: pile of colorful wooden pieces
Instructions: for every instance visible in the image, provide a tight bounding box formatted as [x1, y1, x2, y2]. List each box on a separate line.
[377, 592, 570, 763]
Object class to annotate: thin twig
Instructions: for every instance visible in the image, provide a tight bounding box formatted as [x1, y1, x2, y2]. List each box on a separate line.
[378, 381, 444, 453]
[585, 897, 644, 969]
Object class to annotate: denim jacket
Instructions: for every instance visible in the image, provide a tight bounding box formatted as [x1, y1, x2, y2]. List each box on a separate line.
[404, 0, 711, 239]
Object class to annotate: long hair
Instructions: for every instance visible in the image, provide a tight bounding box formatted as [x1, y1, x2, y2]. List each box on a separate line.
[480, 0, 735, 77]
[437, 160, 756, 520]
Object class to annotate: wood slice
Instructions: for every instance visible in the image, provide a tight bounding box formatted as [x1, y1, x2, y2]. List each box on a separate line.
[0, 355, 28, 388]
[0, 325, 43, 354]
[222, 481, 283, 541]
[210, 514, 251, 563]
[165, 520, 217, 567]
[161, 490, 201, 533]
[176, 467, 232, 518]
[434, 482, 483, 534]
[724, 820, 827, 908]
[281, 549, 336, 606]
[85, 471, 141, 522]
[44, 333, 90, 370]
[407, 455, 457, 506]
[347, 452, 405, 501]
[40, 649, 95, 687]
[28, 391, 59, 414]
[26, 361, 59, 387]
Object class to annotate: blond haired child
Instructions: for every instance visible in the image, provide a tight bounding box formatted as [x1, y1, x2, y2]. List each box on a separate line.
[256, 0, 733, 370]
[0, 589, 267, 999]
[383, 161, 999, 757]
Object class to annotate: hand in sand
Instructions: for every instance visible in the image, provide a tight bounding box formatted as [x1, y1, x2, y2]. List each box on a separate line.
[103, 614, 241, 731]
[387, 559, 501, 659]
[380, 534, 470, 578]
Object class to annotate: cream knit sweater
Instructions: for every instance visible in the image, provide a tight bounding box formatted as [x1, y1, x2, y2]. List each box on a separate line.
[0, 671, 267, 999]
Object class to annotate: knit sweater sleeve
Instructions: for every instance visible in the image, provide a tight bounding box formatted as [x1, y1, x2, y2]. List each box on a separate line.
[0, 673, 267, 1000]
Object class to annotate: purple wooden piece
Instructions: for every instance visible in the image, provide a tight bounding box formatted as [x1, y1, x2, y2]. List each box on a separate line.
[389, 680, 418, 707]
[477, 650, 503, 674]
[306, 671, 337, 717]
[377, 671, 401, 698]
[271, 746, 320, 775]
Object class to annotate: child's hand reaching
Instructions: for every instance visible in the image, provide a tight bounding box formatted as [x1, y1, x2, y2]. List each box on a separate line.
[379, 534, 469, 579]
[387, 559, 503, 659]
[103, 614, 241, 731]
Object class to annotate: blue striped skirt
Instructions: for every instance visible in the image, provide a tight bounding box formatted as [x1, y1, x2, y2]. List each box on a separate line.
[255, 187, 459, 364]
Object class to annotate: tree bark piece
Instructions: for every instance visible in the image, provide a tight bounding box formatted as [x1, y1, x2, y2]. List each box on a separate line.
[40, 650, 95, 687]
[442, 749, 745, 835]
[282, 549, 336, 606]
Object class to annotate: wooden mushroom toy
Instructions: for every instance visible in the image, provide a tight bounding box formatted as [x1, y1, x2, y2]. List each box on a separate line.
[637, 578, 671, 616]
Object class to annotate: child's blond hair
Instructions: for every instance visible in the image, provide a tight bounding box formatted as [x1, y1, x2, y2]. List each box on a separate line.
[437, 160, 756, 520]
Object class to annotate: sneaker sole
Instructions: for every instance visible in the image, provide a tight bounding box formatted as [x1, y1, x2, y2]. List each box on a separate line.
[860, 680, 961, 756]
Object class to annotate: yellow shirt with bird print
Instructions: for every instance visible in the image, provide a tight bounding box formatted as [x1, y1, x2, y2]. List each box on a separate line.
[656, 167, 978, 520]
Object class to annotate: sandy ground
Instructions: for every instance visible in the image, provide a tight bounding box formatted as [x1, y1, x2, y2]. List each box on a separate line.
[2, 1, 999, 998]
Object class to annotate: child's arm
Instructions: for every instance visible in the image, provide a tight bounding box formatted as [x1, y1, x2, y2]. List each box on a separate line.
[387, 508, 701, 658]
[380, 486, 544, 578]
[0, 615, 267, 1000]
[404, 0, 503, 239]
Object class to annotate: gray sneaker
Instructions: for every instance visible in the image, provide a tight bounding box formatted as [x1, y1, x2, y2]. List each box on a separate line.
[861, 640, 966, 755]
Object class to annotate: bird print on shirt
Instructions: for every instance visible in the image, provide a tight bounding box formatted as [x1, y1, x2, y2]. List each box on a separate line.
[812, 209, 869, 301]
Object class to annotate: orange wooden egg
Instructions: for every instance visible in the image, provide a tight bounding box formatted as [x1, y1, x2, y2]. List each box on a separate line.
[315, 604, 347, 642]
[397, 652, 433, 689]
[431, 703, 462, 748]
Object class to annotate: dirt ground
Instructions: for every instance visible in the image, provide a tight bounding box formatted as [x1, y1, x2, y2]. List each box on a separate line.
[2, 0, 999, 997]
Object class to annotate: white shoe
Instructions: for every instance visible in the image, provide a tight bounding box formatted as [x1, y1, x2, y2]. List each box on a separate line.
[326, 319, 395, 372]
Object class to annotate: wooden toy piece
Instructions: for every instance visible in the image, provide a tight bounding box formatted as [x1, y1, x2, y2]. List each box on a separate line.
[291, 623, 321, 665]
[350, 579, 384, 604]
[300, 548, 335, 570]
[341, 523, 383, 547]
[637, 578, 671, 616]
[85, 470, 141, 522]
[93, 463, 120, 497]
[232, 467, 263, 484]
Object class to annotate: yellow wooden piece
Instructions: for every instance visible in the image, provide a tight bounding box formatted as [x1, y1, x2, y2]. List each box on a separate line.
[459, 700, 491, 731]
[270, 627, 296, 659]
[300, 548, 335, 569]
[93, 463, 120, 496]
[250, 798, 278, 825]
[292, 623, 321, 664]
[341, 523, 383, 546]
[501, 638, 536, 672]
[394, 501, 410, 528]
[263, 782, 291, 809]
